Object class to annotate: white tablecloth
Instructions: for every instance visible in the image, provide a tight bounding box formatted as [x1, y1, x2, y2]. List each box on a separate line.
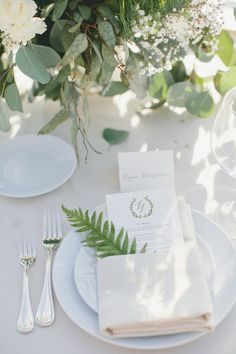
[1, 92, 236, 354]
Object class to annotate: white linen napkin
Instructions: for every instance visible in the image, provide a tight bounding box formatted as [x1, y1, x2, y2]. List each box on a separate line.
[96, 197, 214, 337]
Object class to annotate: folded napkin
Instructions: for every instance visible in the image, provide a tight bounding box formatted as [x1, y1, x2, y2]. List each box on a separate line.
[96, 197, 214, 337]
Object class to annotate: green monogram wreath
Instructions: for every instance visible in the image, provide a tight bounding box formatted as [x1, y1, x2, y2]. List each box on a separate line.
[129, 195, 154, 219]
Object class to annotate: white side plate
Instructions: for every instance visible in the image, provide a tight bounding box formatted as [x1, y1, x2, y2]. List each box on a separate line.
[0, 135, 77, 197]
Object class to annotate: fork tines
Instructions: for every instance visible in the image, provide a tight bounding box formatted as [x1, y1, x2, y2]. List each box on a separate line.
[18, 229, 36, 261]
[43, 209, 62, 241]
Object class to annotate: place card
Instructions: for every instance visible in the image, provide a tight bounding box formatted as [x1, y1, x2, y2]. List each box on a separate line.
[118, 150, 175, 192]
[106, 189, 183, 253]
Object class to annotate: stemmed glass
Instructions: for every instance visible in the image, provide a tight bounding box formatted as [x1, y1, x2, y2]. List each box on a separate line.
[211, 87, 236, 241]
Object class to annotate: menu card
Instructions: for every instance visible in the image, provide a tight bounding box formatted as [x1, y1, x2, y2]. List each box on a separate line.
[106, 188, 183, 253]
[118, 151, 175, 192]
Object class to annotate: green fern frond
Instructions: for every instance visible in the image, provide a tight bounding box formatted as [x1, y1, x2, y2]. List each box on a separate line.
[62, 205, 147, 258]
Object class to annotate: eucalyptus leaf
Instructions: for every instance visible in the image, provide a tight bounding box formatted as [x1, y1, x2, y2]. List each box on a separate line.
[101, 44, 117, 67]
[68, 21, 82, 34]
[126, 50, 142, 77]
[103, 128, 129, 145]
[61, 33, 88, 65]
[52, 0, 68, 21]
[16, 46, 50, 84]
[89, 50, 102, 82]
[61, 23, 77, 50]
[28, 44, 61, 68]
[171, 61, 187, 82]
[186, 91, 214, 118]
[148, 71, 174, 99]
[101, 81, 129, 96]
[4, 83, 23, 112]
[98, 61, 115, 85]
[217, 30, 233, 66]
[70, 113, 80, 162]
[167, 81, 195, 107]
[90, 40, 102, 61]
[214, 66, 236, 94]
[61, 80, 74, 106]
[98, 21, 116, 48]
[50, 20, 67, 52]
[38, 108, 69, 134]
[0, 98, 11, 132]
[97, 4, 120, 33]
[78, 4, 91, 19]
[41, 3, 55, 18]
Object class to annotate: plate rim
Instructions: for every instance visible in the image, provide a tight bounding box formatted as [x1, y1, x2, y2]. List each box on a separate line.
[53, 208, 236, 350]
[0, 134, 77, 198]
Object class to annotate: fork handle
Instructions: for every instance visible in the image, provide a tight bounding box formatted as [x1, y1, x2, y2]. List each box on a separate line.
[17, 268, 34, 333]
[36, 251, 55, 326]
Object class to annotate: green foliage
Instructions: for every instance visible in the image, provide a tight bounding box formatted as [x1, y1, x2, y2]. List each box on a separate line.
[16, 46, 50, 84]
[98, 21, 116, 48]
[0, 0, 235, 136]
[103, 128, 129, 145]
[5, 83, 23, 112]
[62, 205, 147, 257]
[0, 99, 11, 132]
[217, 31, 234, 66]
[61, 33, 88, 65]
[186, 91, 214, 118]
[214, 66, 236, 94]
[52, 0, 68, 21]
[28, 44, 61, 68]
[101, 81, 129, 96]
[50, 20, 68, 52]
[38, 108, 69, 134]
[167, 82, 195, 107]
[148, 71, 174, 100]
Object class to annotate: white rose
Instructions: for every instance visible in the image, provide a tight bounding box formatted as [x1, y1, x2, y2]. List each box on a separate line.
[0, 0, 46, 45]
[6, 18, 46, 45]
[0, 0, 36, 30]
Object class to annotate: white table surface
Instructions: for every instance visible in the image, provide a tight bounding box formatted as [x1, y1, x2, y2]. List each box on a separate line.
[1, 92, 236, 354]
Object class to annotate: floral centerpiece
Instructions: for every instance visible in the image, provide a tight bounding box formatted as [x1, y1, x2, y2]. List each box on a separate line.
[0, 0, 235, 153]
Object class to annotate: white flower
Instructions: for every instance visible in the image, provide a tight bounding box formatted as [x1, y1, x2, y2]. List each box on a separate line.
[0, 0, 46, 46]
[165, 14, 191, 44]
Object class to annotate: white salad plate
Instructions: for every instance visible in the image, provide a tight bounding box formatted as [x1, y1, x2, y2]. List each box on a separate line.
[0, 135, 77, 197]
[53, 206, 236, 350]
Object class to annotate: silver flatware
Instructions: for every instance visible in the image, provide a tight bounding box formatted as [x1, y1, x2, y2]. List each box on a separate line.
[36, 209, 62, 326]
[17, 231, 36, 333]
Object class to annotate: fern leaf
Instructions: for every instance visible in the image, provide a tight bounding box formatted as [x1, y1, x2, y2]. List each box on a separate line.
[91, 211, 96, 227]
[140, 242, 147, 253]
[96, 212, 103, 232]
[62, 205, 147, 258]
[109, 222, 115, 243]
[122, 232, 129, 253]
[129, 238, 136, 254]
[103, 220, 109, 237]
[115, 227, 124, 249]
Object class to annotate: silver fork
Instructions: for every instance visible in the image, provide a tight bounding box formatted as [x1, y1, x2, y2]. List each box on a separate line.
[36, 209, 62, 326]
[17, 231, 36, 333]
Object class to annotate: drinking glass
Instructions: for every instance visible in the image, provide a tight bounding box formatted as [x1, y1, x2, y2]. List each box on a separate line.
[211, 87, 236, 241]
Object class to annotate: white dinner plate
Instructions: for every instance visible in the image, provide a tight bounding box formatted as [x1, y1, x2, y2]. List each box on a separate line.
[53, 208, 236, 350]
[74, 204, 216, 313]
[0, 135, 77, 197]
